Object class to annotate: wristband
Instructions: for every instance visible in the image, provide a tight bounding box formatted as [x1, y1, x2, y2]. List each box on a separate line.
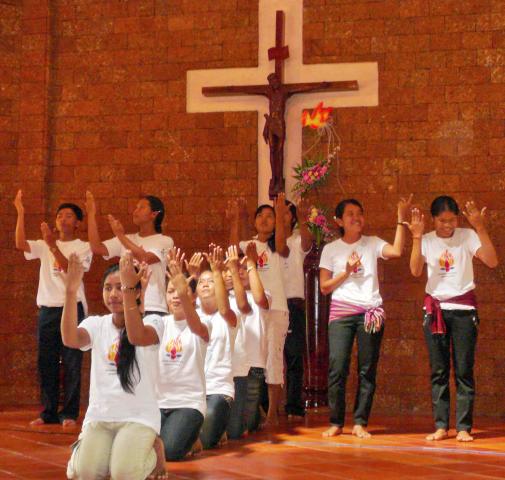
[121, 285, 137, 292]
[397, 222, 407, 227]
[246, 266, 254, 273]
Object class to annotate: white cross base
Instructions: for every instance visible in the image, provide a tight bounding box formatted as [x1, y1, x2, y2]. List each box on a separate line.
[187, 0, 378, 205]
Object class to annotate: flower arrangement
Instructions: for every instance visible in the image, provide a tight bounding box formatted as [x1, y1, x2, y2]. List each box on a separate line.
[306, 206, 335, 247]
[292, 153, 331, 196]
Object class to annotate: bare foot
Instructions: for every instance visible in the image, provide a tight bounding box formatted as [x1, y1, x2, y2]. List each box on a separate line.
[218, 432, 228, 447]
[322, 425, 343, 437]
[148, 436, 167, 479]
[352, 425, 371, 439]
[62, 419, 77, 428]
[426, 429, 448, 441]
[262, 415, 280, 428]
[456, 430, 474, 442]
[29, 418, 45, 427]
[287, 414, 304, 422]
[190, 438, 202, 456]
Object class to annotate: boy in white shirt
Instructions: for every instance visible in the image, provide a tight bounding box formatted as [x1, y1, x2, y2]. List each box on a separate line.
[14, 190, 92, 427]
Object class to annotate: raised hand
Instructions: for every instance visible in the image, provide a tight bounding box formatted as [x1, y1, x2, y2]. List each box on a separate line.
[184, 252, 203, 280]
[65, 253, 84, 293]
[463, 200, 486, 230]
[397, 194, 414, 224]
[274, 192, 288, 218]
[166, 248, 189, 293]
[138, 262, 152, 291]
[119, 250, 142, 288]
[14, 190, 24, 213]
[238, 197, 249, 220]
[108, 215, 125, 237]
[245, 241, 259, 265]
[225, 245, 240, 274]
[85, 191, 96, 216]
[204, 245, 225, 272]
[346, 251, 362, 275]
[406, 208, 425, 239]
[41, 222, 57, 248]
[225, 199, 239, 222]
[296, 196, 310, 222]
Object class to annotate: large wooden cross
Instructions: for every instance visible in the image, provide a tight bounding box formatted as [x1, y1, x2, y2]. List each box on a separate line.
[202, 11, 358, 199]
[186, 0, 378, 204]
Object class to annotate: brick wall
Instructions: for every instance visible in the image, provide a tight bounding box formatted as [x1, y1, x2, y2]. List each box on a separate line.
[2, 0, 504, 419]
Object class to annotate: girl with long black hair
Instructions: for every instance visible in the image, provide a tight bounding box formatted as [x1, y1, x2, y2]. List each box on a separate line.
[62, 255, 166, 479]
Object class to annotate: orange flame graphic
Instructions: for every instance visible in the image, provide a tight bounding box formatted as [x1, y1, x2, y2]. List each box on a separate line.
[302, 102, 333, 129]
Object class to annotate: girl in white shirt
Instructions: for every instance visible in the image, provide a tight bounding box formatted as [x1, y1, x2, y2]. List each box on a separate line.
[230, 195, 289, 425]
[198, 247, 237, 449]
[86, 191, 174, 315]
[319, 196, 411, 439]
[408, 196, 498, 442]
[62, 255, 165, 480]
[156, 248, 210, 460]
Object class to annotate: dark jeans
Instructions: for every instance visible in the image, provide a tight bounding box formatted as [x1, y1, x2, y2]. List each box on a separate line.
[424, 309, 478, 432]
[200, 394, 232, 449]
[284, 298, 306, 416]
[160, 408, 204, 460]
[37, 303, 84, 423]
[227, 368, 265, 439]
[328, 314, 384, 427]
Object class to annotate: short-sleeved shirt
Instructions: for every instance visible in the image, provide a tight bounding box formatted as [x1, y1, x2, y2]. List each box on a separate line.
[421, 228, 482, 309]
[103, 233, 174, 313]
[79, 314, 164, 433]
[282, 231, 310, 299]
[25, 239, 92, 312]
[156, 314, 211, 416]
[319, 236, 388, 309]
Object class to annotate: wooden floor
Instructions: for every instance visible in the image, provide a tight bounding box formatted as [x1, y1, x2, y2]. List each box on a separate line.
[2, 409, 505, 479]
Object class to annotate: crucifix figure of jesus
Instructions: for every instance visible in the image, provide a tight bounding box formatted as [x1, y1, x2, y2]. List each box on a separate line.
[202, 11, 358, 199]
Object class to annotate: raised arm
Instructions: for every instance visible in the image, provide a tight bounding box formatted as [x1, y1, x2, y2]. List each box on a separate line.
[85, 191, 109, 256]
[41, 222, 69, 272]
[382, 194, 412, 259]
[61, 254, 91, 349]
[228, 198, 250, 247]
[274, 193, 289, 257]
[320, 252, 361, 295]
[463, 201, 499, 268]
[14, 190, 30, 252]
[205, 246, 237, 327]
[226, 245, 252, 315]
[168, 248, 209, 341]
[405, 208, 425, 277]
[108, 215, 160, 265]
[245, 242, 269, 309]
[119, 251, 159, 346]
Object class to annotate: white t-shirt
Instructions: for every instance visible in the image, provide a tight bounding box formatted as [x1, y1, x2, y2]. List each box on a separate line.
[103, 233, 174, 313]
[202, 309, 237, 398]
[319, 236, 388, 309]
[239, 239, 288, 312]
[25, 239, 92, 312]
[229, 294, 249, 377]
[421, 228, 481, 310]
[243, 291, 270, 370]
[157, 314, 211, 416]
[79, 314, 164, 434]
[283, 231, 310, 299]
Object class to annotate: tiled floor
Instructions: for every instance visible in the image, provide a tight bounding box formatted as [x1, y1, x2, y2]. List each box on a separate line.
[1, 408, 505, 479]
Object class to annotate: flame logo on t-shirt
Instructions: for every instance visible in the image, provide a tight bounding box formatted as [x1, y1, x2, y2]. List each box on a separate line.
[257, 251, 269, 269]
[107, 339, 120, 366]
[165, 337, 183, 360]
[439, 250, 455, 273]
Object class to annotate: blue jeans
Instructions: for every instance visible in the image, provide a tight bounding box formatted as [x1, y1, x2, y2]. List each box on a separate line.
[159, 408, 203, 460]
[200, 394, 232, 449]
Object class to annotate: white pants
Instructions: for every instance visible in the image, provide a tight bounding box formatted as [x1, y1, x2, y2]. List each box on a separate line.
[265, 310, 289, 385]
[67, 421, 157, 480]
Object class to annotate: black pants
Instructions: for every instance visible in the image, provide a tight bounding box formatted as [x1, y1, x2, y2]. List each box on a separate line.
[37, 303, 84, 423]
[284, 298, 306, 416]
[424, 309, 478, 432]
[160, 408, 204, 460]
[328, 314, 384, 427]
